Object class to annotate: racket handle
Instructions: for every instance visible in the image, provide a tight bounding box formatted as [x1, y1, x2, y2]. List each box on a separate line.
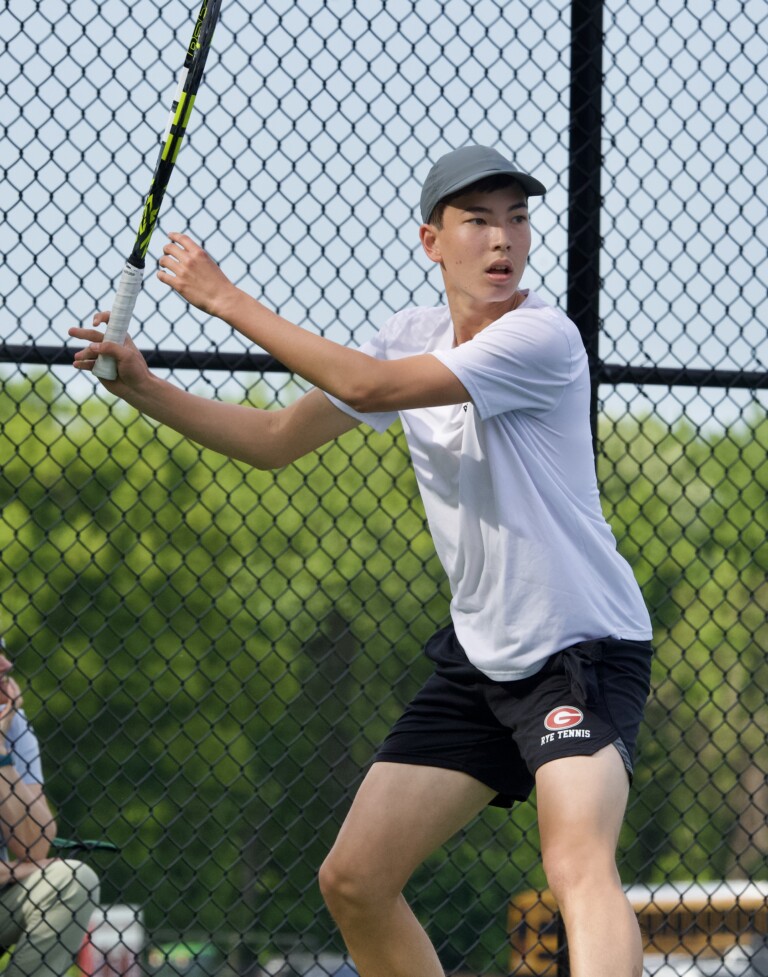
[92, 262, 144, 380]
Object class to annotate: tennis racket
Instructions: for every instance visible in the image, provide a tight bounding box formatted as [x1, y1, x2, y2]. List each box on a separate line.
[93, 0, 223, 380]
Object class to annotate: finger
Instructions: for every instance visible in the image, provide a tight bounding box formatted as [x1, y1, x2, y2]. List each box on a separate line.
[73, 341, 125, 370]
[157, 254, 179, 272]
[73, 336, 139, 375]
[72, 344, 99, 366]
[84, 341, 128, 360]
[68, 326, 108, 342]
[157, 268, 180, 289]
[167, 231, 197, 251]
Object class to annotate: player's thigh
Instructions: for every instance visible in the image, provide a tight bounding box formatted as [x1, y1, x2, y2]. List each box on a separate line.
[535, 744, 629, 871]
[324, 761, 495, 892]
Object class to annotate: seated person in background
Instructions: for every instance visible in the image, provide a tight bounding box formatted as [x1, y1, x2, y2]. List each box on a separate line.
[0, 637, 100, 977]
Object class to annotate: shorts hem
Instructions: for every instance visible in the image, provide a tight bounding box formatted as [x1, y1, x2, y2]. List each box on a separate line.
[530, 734, 633, 781]
[372, 752, 529, 809]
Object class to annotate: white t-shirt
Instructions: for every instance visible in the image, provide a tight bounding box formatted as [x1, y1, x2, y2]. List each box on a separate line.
[326, 291, 652, 680]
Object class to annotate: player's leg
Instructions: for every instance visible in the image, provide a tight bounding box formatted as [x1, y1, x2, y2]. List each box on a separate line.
[0, 859, 100, 977]
[319, 760, 495, 977]
[536, 746, 642, 977]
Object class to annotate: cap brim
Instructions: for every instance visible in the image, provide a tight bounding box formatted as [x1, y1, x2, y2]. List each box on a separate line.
[440, 167, 546, 202]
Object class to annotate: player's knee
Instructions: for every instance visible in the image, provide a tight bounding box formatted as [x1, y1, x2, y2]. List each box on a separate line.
[542, 854, 580, 904]
[41, 859, 101, 921]
[542, 846, 618, 906]
[318, 852, 379, 919]
[318, 853, 354, 912]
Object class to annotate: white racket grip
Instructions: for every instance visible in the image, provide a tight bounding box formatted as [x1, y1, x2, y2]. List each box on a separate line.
[93, 263, 144, 380]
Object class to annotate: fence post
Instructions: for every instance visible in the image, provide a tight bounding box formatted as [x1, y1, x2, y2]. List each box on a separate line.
[560, 1, 605, 974]
[566, 0, 605, 452]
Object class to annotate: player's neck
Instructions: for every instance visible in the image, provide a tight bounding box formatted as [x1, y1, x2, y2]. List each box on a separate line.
[448, 290, 525, 346]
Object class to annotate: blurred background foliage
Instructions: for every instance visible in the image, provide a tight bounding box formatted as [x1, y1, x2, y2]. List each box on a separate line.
[1, 372, 767, 972]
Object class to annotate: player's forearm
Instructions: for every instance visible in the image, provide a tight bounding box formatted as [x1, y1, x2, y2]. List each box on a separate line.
[122, 373, 289, 468]
[159, 233, 396, 411]
[0, 773, 56, 862]
[216, 288, 385, 409]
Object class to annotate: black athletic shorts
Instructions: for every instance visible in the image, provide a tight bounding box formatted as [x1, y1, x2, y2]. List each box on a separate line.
[375, 625, 653, 808]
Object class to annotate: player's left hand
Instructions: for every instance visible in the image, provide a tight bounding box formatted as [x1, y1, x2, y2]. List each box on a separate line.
[69, 315, 152, 394]
[157, 232, 239, 319]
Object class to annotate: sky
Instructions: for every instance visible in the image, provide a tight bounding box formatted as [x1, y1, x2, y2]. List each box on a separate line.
[1, 0, 765, 425]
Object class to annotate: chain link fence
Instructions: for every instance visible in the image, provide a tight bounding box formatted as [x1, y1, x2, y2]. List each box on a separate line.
[1, 0, 767, 975]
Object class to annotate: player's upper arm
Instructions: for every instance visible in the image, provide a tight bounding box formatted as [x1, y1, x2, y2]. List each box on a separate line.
[267, 387, 361, 466]
[430, 314, 577, 418]
[342, 352, 470, 413]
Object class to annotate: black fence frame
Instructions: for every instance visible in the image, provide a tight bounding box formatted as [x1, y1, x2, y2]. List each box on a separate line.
[4, 0, 765, 391]
[1, 2, 766, 975]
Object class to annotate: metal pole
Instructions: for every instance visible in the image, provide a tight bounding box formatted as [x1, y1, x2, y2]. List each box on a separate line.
[566, 0, 605, 452]
[560, 1, 605, 971]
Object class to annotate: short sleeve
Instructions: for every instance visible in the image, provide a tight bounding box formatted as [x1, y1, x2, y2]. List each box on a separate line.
[430, 309, 583, 419]
[323, 392, 398, 433]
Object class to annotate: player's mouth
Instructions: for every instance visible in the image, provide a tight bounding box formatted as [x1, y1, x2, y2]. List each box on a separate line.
[485, 260, 513, 280]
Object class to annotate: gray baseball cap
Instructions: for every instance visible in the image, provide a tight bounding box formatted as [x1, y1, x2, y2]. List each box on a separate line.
[420, 145, 546, 223]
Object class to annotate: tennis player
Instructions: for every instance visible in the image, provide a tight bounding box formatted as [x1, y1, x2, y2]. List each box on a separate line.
[71, 145, 653, 977]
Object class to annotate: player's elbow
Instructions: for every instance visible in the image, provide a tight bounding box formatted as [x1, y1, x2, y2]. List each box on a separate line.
[247, 450, 294, 471]
[338, 378, 391, 415]
[27, 835, 52, 864]
[327, 352, 400, 414]
[236, 447, 291, 471]
[235, 411, 302, 470]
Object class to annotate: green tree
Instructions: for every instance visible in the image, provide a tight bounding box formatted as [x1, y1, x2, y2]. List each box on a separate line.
[600, 409, 768, 885]
[2, 370, 766, 972]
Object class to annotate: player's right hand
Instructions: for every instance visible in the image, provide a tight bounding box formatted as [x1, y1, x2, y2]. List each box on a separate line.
[158, 232, 238, 319]
[69, 312, 151, 392]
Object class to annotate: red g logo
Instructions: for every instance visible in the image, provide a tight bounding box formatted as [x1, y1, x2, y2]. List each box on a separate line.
[544, 706, 584, 731]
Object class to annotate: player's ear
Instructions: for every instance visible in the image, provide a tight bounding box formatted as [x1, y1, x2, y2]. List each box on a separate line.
[419, 223, 442, 263]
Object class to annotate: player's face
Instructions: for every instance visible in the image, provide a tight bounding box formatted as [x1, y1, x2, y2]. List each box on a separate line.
[421, 184, 532, 310]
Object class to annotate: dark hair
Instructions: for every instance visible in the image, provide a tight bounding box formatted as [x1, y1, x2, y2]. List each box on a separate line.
[427, 174, 526, 228]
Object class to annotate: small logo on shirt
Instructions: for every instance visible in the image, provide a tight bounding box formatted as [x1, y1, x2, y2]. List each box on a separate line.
[544, 706, 583, 731]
